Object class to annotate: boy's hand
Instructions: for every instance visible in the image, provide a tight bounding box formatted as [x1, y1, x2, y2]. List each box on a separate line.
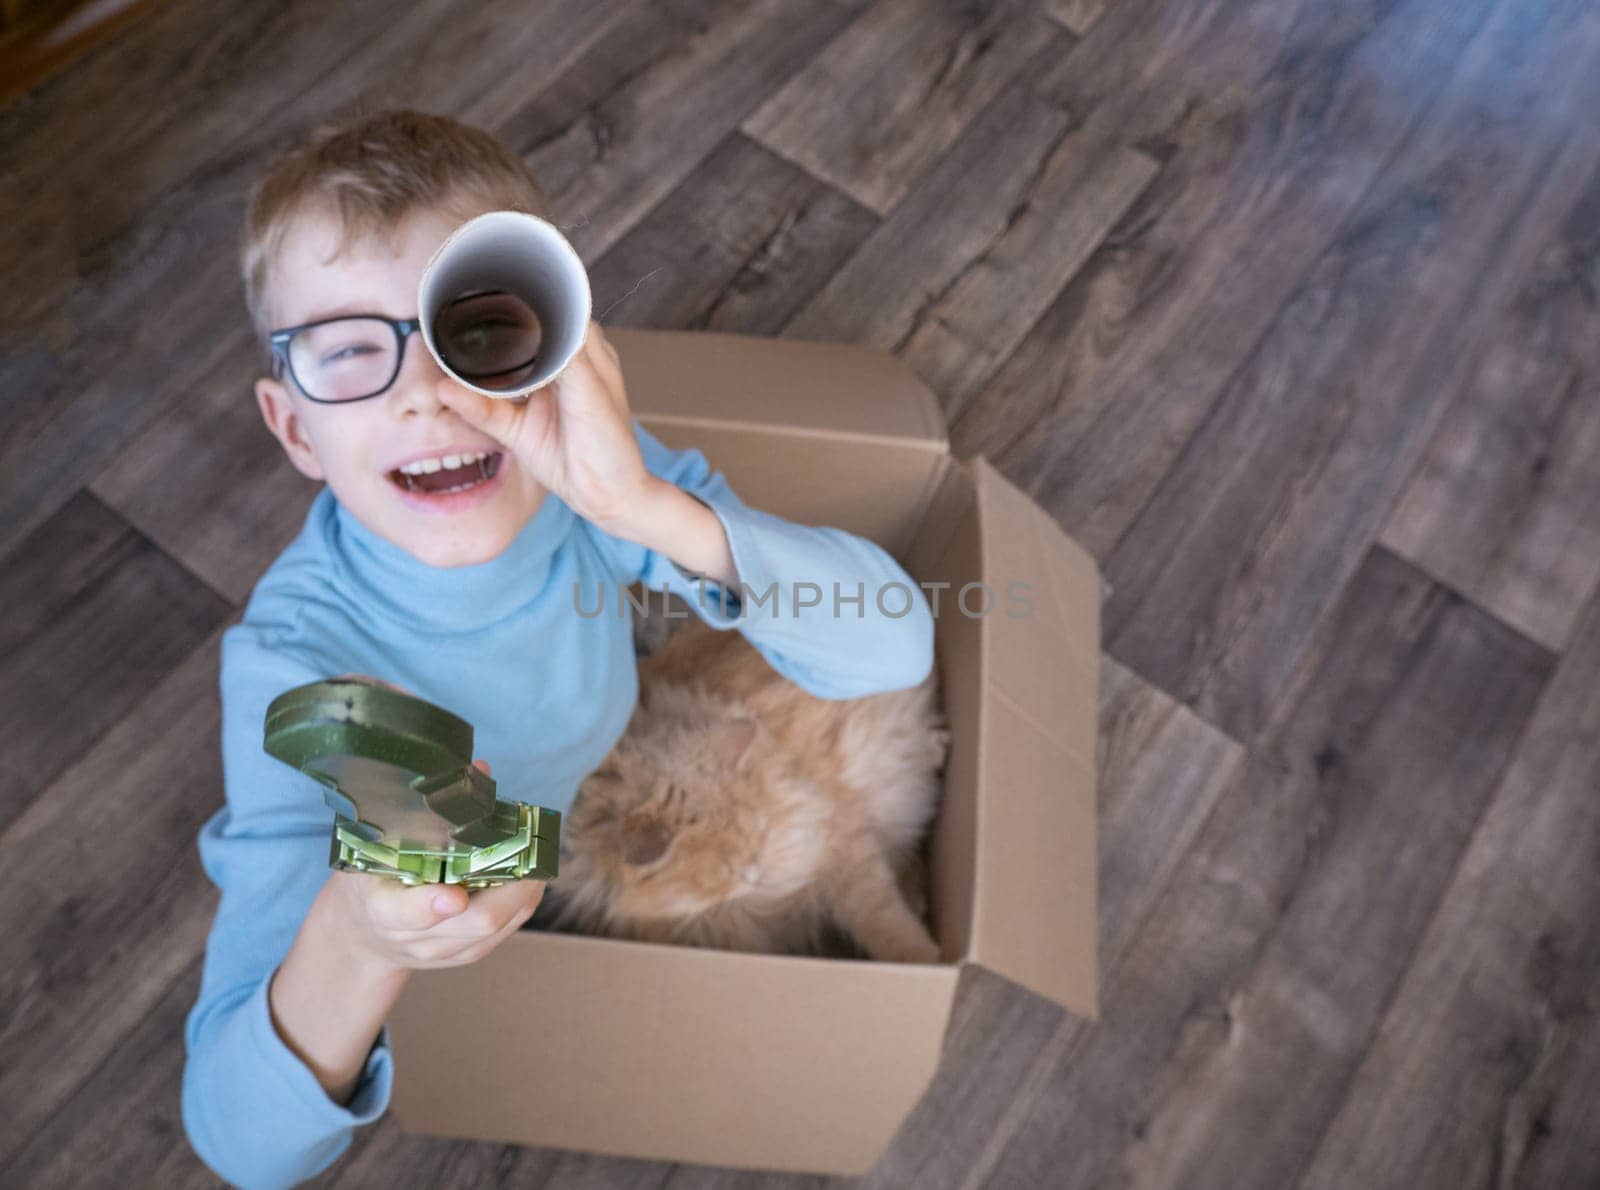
[322, 760, 547, 973]
[435, 320, 657, 530]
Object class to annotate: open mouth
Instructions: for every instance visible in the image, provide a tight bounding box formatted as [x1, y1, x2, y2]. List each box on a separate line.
[387, 451, 504, 495]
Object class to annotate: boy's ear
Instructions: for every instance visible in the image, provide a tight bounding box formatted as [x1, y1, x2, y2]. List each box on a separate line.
[254, 374, 325, 482]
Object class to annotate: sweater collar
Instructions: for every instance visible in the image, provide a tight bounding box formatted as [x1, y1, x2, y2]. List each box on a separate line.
[326, 486, 576, 633]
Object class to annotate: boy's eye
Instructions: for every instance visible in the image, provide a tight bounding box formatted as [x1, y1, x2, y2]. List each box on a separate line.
[452, 319, 518, 350]
[322, 343, 383, 366]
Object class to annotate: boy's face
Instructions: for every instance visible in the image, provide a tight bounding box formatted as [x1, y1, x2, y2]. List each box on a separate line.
[254, 203, 546, 568]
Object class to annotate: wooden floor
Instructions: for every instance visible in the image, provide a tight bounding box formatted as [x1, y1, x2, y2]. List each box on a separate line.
[2, 0, 1597, 1186]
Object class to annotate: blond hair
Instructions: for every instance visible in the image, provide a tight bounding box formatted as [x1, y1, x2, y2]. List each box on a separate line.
[240, 108, 553, 342]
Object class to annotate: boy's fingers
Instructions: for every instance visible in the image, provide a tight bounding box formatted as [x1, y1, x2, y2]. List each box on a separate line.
[369, 875, 542, 940]
[473, 758, 492, 777]
[420, 879, 544, 942]
[458, 877, 546, 927]
[368, 878, 468, 933]
[332, 672, 412, 695]
[554, 347, 622, 421]
[454, 898, 540, 962]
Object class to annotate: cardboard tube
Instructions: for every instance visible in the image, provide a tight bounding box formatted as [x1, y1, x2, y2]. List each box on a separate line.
[418, 211, 592, 398]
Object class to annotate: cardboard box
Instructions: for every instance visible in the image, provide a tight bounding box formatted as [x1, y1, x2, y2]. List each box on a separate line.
[388, 329, 1101, 1175]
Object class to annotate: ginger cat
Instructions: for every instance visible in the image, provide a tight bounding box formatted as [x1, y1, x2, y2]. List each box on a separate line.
[543, 610, 950, 964]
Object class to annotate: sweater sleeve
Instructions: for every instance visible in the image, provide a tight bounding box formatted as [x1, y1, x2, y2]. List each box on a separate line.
[591, 419, 935, 700]
[182, 621, 392, 1190]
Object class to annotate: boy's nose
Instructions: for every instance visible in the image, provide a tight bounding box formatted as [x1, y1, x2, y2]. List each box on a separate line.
[390, 337, 472, 416]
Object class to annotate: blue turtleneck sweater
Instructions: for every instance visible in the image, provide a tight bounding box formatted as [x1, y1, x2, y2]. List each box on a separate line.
[181, 420, 935, 1189]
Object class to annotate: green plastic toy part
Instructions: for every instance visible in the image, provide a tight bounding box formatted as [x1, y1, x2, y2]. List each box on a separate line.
[262, 677, 560, 889]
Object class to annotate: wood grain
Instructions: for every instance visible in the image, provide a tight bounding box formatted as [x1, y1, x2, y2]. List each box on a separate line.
[0, 0, 633, 562]
[1092, 656, 1244, 972]
[589, 132, 878, 336]
[0, 626, 230, 1163]
[744, 0, 1058, 214]
[975, 0, 1503, 559]
[1301, 582, 1600, 1189]
[0, 960, 202, 1188]
[977, 546, 1554, 1190]
[863, 965, 1073, 1190]
[1099, 0, 1600, 741]
[784, 34, 1159, 418]
[90, 333, 316, 605]
[326, 1119, 568, 1190]
[1381, 159, 1600, 654]
[1044, 0, 1109, 38]
[0, 492, 230, 826]
[663, 1166, 823, 1190]
[498, 0, 866, 262]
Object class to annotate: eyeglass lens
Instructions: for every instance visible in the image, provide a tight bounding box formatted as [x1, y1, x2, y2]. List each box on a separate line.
[287, 293, 544, 401]
[288, 317, 403, 402]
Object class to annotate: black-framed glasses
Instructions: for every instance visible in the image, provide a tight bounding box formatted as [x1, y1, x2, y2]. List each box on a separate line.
[268, 292, 545, 404]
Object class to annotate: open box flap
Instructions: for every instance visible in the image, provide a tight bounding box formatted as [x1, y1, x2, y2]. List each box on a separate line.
[614, 328, 950, 558]
[964, 456, 1101, 1018]
[612, 327, 949, 448]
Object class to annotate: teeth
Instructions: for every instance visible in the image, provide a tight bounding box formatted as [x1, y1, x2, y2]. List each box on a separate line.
[398, 450, 489, 476]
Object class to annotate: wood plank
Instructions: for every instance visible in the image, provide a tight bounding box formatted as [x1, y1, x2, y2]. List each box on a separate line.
[0, 0, 633, 563]
[0, 491, 230, 825]
[1044, 0, 1109, 38]
[539, 1152, 679, 1189]
[330, 1113, 688, 1188]
[0, 0, 595, 341]
[498, 0, 868, 262]
[661, 1165, 820, 1190]
[1092, 656, 1244, 970]
[970, 546, 1553, 1190]
[890, 140, 1155, 421]
[865, 657, 1242, 1189]
[1381, 160, 1600, 653]
[326, 1117, 562, 1189]
[0, 625, 230, 1151]
[91, 334, 316, 605]
[944, 90, 1225, 472]
[1300, 583, 1600, 1190]
[330, 1100, 688, 1189]
[1510, 1019, 1600, 1190]
[0, 0, 629, 266]
[954, 0, 1502, 560]
[588, 132, 878, 336]
[744, 0, 1058, 214]
[0, 0, 161, 111]
[943, 0, 1304, 471]
[1096, 0, 1600, 743]
[864, 966, 1073, 1190]
[783, 32, 1159, 418]
[0, 961, 203, 1188]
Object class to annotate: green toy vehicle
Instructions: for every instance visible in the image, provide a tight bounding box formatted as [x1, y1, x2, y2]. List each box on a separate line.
[262, 677, 559, 889]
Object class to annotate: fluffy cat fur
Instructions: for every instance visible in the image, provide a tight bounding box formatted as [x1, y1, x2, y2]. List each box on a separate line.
[542, 606, 950, 963]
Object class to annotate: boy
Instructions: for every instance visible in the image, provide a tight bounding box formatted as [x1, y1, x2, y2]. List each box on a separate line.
[180, 109, 934, 1189]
